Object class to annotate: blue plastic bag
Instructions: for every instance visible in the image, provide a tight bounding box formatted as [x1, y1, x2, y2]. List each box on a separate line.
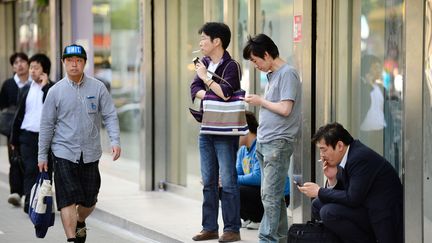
[29, 171, 55, 238]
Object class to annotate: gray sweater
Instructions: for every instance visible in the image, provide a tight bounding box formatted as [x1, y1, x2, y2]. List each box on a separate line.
[38, 74, 120, 163]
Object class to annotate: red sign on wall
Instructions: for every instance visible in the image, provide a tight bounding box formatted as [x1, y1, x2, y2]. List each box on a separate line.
[293, 15, 302, 42]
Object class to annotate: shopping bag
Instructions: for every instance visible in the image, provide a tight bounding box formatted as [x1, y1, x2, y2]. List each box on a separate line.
[0, 107, 16, 137]
[199, 60, 248, 135]
[29, 171, 55, 238]
[200, 90, 249, 135]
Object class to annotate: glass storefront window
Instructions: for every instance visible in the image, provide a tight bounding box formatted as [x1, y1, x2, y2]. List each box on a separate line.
[15, 0, 50, 55]
[257, 0, 294, 94]
[166, 1, 204, 188]
[334, 0, 404, 175]
[93, 0, 142, 181]
[359, 0, 403, 174]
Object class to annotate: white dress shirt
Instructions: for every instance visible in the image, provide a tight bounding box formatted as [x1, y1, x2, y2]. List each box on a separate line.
[21, 81, 44, 132]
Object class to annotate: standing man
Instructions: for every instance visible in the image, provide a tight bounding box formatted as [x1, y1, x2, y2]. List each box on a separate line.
[190, 22, 242, 242]
[38, 44, 121, 243]
[242, 34, 302, 242]
[0, 52, 31, 207]
[298, 123, 403, 243]
[10, 53, 54, 214]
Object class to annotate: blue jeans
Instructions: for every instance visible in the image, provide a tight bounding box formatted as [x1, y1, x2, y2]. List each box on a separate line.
[256, 139, 293, 243]
[199, 134, 240, 232]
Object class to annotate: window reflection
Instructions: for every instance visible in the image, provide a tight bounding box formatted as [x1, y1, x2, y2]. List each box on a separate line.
[15, 0, 50, 55]
[359, 0, 403, 174]
[258, 0, 294, 93]
[93, 0, 141, 163]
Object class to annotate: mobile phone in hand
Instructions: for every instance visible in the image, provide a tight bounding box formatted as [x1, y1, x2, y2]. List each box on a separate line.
[192, 57, 200, 65]
[293, 174, 303, 187]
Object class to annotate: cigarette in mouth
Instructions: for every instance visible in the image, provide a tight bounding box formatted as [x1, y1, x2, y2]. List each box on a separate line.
[192, 49, 201, 53]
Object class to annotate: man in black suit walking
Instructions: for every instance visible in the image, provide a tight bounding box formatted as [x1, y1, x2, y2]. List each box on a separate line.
[298, 122, 403, 243]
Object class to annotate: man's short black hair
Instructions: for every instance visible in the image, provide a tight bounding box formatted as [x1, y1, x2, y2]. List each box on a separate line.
[9, 52, 29, 66]
[311, 122, 354, 149]
[245, 111, 258, 134]
[29, 53, 51, 75]
[243, 34, 279, 60]
[198, 22, 231, 50]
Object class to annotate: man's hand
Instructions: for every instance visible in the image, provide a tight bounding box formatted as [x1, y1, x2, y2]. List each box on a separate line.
[40, 73, 49, 86]
[112, 146, 121, 161]
[298, 182, 320, 198]
[244, 94, 263, 106]
[38, 161, 48, 172]
[322, 160, 338, 186]
[195, 60, 208, 81]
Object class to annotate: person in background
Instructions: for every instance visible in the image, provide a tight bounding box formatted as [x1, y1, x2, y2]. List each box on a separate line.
[38, 44, 121, 243]
[298, 122, 403, 243]
[10, 53, 54, 214]
[236, 111, 290, 230]
[0, 52, 31, 207]
[190, 22, 242, 242]
[243, 33, 301, 242]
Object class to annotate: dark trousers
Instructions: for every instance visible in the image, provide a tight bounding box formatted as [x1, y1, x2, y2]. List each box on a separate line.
[240, 185, 263, 222]
[7, 139, 23, 196]
[240, 185, 290, 223]
[19, 130, 39, 212]
[312, 198, 376, 243]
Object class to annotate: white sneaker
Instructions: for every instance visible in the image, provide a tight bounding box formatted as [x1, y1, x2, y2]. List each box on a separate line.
[246, 221, 260, 230]
[241, 219, 251, 228]
[7, 193, 21, 207]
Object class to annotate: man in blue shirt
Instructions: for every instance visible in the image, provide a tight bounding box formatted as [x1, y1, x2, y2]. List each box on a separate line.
[236, 111, 290, 230]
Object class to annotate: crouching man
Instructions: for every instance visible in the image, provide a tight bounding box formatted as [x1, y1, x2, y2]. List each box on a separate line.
[298, 122, 403, 243]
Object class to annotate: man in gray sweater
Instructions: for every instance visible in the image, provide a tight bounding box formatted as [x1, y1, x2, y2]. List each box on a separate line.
[38, 44, 121, 243]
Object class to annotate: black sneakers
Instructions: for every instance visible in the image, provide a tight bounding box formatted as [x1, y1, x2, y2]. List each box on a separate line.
[75, 221, 87, 243]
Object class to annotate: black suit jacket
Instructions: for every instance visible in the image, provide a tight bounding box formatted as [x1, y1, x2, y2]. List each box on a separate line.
[0, 78, 19, 109]
[317, 140, 403, 224]
[10, 81, 54, 146]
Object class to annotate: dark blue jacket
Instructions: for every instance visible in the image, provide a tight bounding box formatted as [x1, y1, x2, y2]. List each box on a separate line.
[318, 140, 403, 241]
[190, 51, 241, 102]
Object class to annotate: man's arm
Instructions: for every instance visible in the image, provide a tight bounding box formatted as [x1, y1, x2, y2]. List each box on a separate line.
[38, 89, 57, 171]
[99, 85, 121, 160]
[244, 96, 294, 117]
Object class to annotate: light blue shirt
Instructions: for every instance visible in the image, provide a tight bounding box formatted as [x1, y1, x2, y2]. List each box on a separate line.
[38, 74, 120, 163]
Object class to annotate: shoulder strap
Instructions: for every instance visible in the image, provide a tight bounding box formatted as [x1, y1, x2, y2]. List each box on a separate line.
[207, 60, 241, 90]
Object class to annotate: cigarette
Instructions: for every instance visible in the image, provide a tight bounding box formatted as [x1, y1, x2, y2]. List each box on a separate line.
[192, 49, 201, 53]
[317, 159, 323, 163]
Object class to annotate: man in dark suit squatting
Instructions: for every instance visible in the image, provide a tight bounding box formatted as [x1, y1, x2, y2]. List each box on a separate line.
[298, 122, 403, 243]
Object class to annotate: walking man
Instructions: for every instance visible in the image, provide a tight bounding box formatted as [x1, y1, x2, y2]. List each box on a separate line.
[38, 44, 121, 243]
[10, 53, 54, 214]
[243, 34, 302, 242]
[0, 52, 31, 207]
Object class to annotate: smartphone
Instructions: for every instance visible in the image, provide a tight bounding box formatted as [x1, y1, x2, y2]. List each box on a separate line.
[293, 174, 303, 187]
[192, 57, 200, 65]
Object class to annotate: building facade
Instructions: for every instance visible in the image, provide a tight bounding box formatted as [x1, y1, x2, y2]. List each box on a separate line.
[0, 0, 430, 241]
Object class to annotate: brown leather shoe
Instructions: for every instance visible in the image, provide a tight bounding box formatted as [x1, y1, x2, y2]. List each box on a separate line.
[218, 231, 241, 242]
[192, 230, 219, 241]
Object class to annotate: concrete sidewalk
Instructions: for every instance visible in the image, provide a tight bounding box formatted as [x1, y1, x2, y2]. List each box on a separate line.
[0, 146, 260, 242]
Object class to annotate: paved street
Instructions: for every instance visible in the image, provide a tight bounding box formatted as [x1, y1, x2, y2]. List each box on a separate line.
[0, 175, 153, 243]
